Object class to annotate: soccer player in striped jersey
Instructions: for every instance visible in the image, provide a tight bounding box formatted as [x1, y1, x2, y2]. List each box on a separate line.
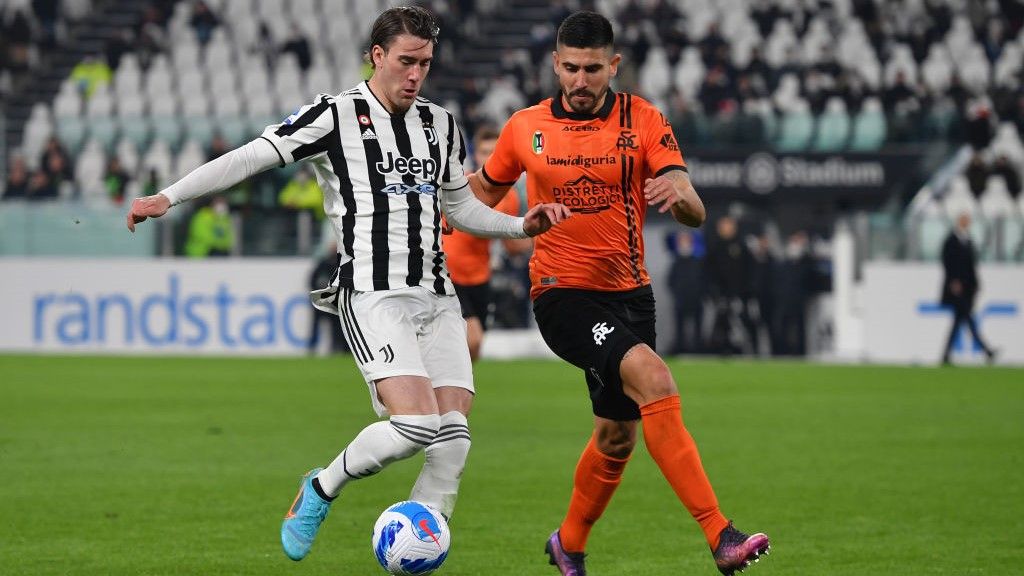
[126, 6, 570, 562]
[468, 11, 770, 576]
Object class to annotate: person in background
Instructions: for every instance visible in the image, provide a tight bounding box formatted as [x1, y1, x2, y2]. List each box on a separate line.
[278, 167, 325, 220]
[3, 155, 31, 199]
[940, 212, 997, 365]
[104, 157, 131, 204]
[704, 215, 757, 355]
[445, 124, 533, 361]
[667, 229, 706, 355]
[184, 196, 234, 257]
[308, 242, 347, 355]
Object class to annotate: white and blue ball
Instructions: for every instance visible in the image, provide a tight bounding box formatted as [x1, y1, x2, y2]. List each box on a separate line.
[372, 501, 450, 575]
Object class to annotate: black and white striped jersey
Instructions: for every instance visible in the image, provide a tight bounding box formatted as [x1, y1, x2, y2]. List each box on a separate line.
[261, 81, 466, 295]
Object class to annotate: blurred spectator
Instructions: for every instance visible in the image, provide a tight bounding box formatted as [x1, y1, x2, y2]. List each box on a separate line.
[991, 155, 1022, 199]
[308, 242, 347, 355]
[667, 230, 706, 355]
[278, 168, 325, 220]
[749, 233, 776, 356]
[104, 158, 131, 204]
[105, 29, 134, 70]
[281, 22, 312, 71]
[189, 1, 220, 46]
[27, 170, 58, 201]
[31, 0, 60, 48]
[704, 215, 758, 355]
[882, 71, 917, 114]
[70, 54, 112, 98]
[39, 136, 73, 184]
[136, 4, 168, 67]
[965, 102, 996, 150]
[141, 168, 161, 198]
[185, 196, 234, 257]
[771, 231, 815, 356]
[2, 5, 35, 73]
[965, 153, 989, 199]
[3, 156, 31, 199]
[252, 21, 276, 71]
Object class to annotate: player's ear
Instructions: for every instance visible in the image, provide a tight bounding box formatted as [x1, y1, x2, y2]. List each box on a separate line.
[372, 45, 385, 68]
[610, 53, 622, 76]
[551, 50, 560, 73]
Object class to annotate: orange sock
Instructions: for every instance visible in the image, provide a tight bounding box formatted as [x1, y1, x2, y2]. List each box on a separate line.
[640, 395, 730, 549]
[558, 436, 629, 553]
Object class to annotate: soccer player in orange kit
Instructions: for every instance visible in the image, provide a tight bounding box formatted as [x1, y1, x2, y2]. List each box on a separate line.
[445, 125, 533, 361]
[469, 11, 770, 576]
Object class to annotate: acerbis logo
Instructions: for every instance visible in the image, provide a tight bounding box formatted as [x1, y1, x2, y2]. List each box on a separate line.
[376, 151, 439, 180]
[562, 124, 599, 132]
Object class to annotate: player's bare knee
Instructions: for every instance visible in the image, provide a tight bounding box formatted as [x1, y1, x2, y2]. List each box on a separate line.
[594, 421, 636, 458]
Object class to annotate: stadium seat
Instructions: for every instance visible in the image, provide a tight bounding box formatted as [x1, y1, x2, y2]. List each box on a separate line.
[943, 175, 980, 219]
[990, 123, 1024, 168]
[848, 97, 887, 151]
[142, 140, 174, 187]
[115, 137, 140, 175]
[917, 215, 950, 261]
[1003, 218, 1024, 261]
[811, 97, 851, 151]
[979, 176, 1017, 220]
[74, 138, 108, 201]
[921, 44, 953, 94]
[55, 116, 88, 156]
[174, 139, 206, 181]
[673, 48, 705, 101]
[640, 47, 672, 100]
[775, 99, 814, 151]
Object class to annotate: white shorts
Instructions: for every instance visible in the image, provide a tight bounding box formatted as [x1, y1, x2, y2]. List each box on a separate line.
[312, 285, 474, 416]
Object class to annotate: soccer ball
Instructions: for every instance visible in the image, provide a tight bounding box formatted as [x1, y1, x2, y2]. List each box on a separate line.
[372, 500, 451, 575]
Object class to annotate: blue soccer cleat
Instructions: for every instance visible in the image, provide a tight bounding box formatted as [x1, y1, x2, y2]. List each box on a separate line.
[281, 467, 331, 561]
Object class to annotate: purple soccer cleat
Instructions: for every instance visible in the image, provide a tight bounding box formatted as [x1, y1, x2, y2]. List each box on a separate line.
[712, 522, 770, 575]
[545, 530, 587, 576]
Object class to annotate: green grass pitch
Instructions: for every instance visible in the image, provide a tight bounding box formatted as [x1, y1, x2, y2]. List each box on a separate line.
[1, 355, 1022, 575]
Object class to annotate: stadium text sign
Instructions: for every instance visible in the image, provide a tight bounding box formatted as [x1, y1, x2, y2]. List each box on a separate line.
[685, 150, 922, 200]
[0, 258, 314, 354]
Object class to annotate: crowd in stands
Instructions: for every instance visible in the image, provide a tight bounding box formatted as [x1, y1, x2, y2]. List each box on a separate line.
[3, 0, 1024, 263]
[1, 0, 91, 97]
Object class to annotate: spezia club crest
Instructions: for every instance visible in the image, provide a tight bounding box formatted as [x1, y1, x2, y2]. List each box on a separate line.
[532, 130, 544, 155]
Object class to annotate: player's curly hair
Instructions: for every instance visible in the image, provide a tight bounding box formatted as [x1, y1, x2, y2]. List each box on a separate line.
[365, 6, 440, 68]
[556, 11, 615, 49]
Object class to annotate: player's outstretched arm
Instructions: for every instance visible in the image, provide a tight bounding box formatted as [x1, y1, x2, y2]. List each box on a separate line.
[442, 184, 570, 239]
[125, 138, 282, 232]
[643, 170, 706, 227]
[467, 171, 513, 208]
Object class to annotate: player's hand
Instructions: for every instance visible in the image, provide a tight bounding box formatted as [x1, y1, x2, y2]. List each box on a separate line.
[523, 203, 571, 237]
[126, 193, 171, 232]
[441, 215, 454, 235]
[644, 176, 687, 214]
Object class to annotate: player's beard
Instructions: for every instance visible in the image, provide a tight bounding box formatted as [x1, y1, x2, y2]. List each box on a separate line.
[564, 85, 608, 114]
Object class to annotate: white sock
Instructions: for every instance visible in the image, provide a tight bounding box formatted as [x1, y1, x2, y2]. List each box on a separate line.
[410, 411, 471, 519]
[316, 414, 441, 497]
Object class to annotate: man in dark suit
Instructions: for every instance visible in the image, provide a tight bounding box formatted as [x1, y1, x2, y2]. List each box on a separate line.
[941, 212, 996, 365]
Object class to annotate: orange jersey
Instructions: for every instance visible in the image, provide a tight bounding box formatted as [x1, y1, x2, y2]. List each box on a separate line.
[444, 190, 521, 286]
[482, 92, 686, 299]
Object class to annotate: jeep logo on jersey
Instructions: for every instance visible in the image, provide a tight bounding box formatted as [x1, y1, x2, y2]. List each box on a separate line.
[376, 151, 439, 180]
[532, 130, 544, 154]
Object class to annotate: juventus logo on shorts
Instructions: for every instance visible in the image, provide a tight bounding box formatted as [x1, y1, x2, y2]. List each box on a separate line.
[379, 344, 395, 363]
[592, 322, 615, 346]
